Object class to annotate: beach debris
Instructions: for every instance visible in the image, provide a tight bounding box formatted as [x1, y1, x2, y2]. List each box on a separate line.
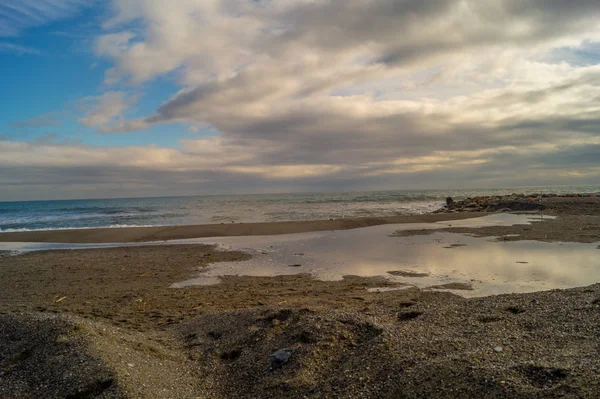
[288, 264, 302, 268]
[515, 261, 529, 264]
[293, 253, 304, 256]
[55, 296, 67, 303]
[446, 197, 454, 206]
[139, 273, 147, 277]
[270, 349, 292, 370]
[135, 298, 148, 311]
[493, 346, 503, 353]
[256, 249, 269, 254]
[127, 363, 135, 368]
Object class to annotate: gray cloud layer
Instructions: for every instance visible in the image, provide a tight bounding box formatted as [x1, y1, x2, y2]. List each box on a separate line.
[3, 0, 600, 200]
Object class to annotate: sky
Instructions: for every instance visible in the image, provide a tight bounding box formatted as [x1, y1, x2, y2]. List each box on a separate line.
[1, 0, 600, 201]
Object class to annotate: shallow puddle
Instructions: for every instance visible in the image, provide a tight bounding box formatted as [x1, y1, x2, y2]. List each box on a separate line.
[3, 213, 596, 298]
[165, 214, 598, 297]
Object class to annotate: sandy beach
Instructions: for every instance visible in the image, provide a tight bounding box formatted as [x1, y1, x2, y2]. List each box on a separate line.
[0, 212, 484, 244]
[1, 196, 600, 398]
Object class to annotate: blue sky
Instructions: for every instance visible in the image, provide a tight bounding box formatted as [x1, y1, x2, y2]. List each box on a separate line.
[1, 1, 600, 200]
[0, 1, 193, 149]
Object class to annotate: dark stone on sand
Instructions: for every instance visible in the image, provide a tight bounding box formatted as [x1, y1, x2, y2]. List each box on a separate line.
[270, 349, 292, 370]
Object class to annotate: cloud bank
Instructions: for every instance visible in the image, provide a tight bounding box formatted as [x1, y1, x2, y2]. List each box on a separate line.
[3, 0, 600, 199]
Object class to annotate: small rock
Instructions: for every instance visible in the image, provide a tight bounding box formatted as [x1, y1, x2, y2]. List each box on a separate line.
[270, 349, 292, 370]
[127, 363, 135, 368]
[493, 346, 503, 353]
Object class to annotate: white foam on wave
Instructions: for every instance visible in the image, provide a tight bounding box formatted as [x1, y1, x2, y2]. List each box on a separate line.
[0, 224, 159, 233]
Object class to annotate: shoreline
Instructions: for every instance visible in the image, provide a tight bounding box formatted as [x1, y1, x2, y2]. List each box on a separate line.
[2, 197, 600, 397]
[2, 194, 599, 245]
[0, 212, 485, 243]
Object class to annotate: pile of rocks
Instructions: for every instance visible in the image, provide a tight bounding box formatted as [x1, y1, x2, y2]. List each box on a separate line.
[436, 193, 546, 213]
[435, 192, 600, 213]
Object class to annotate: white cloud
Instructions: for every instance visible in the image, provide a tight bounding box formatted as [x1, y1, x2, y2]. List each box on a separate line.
[7, 0, 600, 199]
[78, 91, 139, 131]
[2, 133, 600, 200]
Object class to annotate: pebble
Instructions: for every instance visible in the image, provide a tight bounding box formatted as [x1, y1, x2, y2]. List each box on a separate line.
[493, 347, 503, 353]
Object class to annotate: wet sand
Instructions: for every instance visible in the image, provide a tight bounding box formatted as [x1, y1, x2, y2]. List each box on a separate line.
[1, 198, 600, 397]
[0, 212, 484, 243]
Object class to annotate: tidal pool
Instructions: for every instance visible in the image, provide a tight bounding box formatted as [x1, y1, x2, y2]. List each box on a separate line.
[3, 213, 596, 298]
[168, 214, 599, 297]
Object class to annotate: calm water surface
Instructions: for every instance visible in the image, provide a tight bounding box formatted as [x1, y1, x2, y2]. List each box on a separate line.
[2, 214, 598, 298]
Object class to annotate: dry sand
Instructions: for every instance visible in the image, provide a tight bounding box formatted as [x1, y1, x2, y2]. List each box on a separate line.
[1, 198, 600, 398]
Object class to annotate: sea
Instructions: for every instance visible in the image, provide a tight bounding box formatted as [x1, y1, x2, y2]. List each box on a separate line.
[1, 186, 599, 232]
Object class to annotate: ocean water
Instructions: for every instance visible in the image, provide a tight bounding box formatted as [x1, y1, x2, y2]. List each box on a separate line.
[1, 186, 599, 232]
